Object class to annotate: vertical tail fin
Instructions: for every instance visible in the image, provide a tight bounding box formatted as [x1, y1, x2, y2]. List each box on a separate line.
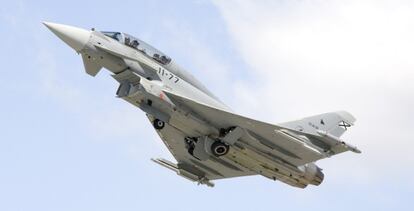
[280, 111, 356, 138]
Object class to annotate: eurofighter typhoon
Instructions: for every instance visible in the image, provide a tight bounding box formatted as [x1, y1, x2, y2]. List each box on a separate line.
[44, 22, 360, 188]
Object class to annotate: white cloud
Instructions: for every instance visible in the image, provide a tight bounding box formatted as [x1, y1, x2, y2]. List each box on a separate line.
[213, 0, 414, 184]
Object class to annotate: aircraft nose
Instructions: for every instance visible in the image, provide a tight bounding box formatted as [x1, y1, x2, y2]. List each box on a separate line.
[43, 22, 91, 52]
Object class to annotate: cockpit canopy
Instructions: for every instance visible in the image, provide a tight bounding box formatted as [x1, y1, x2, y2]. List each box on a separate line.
[101, 31, 172, 65]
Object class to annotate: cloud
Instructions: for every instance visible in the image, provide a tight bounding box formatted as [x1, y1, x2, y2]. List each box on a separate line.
[213, 0, 414, 184]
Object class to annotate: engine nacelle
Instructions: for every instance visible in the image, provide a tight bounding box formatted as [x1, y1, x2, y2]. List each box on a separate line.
[303, 163, 324, 186]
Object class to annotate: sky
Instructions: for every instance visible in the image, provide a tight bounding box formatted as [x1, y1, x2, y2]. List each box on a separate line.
[0, 0, 413, 210]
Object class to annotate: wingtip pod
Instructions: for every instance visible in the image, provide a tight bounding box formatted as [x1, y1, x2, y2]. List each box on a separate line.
[346, 144, 362, 154]
[316, 129, 361, 154]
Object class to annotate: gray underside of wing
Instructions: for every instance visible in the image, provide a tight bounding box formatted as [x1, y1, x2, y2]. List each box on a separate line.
[163, 91, 327, 167]
[147, 115, 256, 180]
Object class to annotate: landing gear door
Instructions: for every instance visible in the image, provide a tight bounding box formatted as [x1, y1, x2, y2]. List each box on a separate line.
[221, 126, 244, 145]
[192, 137, 215, 161]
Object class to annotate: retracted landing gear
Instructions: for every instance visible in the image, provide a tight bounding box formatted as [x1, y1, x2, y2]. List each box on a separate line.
[185, 137, 230, 159]
[185, 137, 197, 156]
[211, 141, 229, 157]
[153, 119, 165, 130]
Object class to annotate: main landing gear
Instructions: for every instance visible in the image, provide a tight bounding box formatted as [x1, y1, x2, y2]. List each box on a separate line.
[185, 137, 229, 158]
[211, 141, 229, 157]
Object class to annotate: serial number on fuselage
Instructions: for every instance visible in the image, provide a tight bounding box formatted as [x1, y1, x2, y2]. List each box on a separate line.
[158, 67, 180, 83]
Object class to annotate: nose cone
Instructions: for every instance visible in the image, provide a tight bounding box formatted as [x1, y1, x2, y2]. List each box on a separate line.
[43, 22, 91, 51]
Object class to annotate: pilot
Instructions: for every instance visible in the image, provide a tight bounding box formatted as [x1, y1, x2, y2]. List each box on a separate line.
[153, 53, 161, 62]
[131, 40, 139, 48]
[124, 37, 130, 46]
[160, 55, 169, 64]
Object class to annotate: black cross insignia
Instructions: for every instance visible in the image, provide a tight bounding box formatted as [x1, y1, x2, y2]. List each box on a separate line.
[339, 121, 351, 130]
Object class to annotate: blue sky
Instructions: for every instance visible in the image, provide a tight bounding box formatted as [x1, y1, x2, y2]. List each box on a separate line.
[1, 0, 413, 211]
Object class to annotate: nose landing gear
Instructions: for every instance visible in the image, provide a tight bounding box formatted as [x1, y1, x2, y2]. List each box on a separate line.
[153, 119, 165, 130]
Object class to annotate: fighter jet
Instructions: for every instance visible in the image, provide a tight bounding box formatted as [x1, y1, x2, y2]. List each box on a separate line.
[44, 22, 361, 188]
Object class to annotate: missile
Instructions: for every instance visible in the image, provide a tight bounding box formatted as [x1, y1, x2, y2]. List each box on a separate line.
[151, 158, 214, 187]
